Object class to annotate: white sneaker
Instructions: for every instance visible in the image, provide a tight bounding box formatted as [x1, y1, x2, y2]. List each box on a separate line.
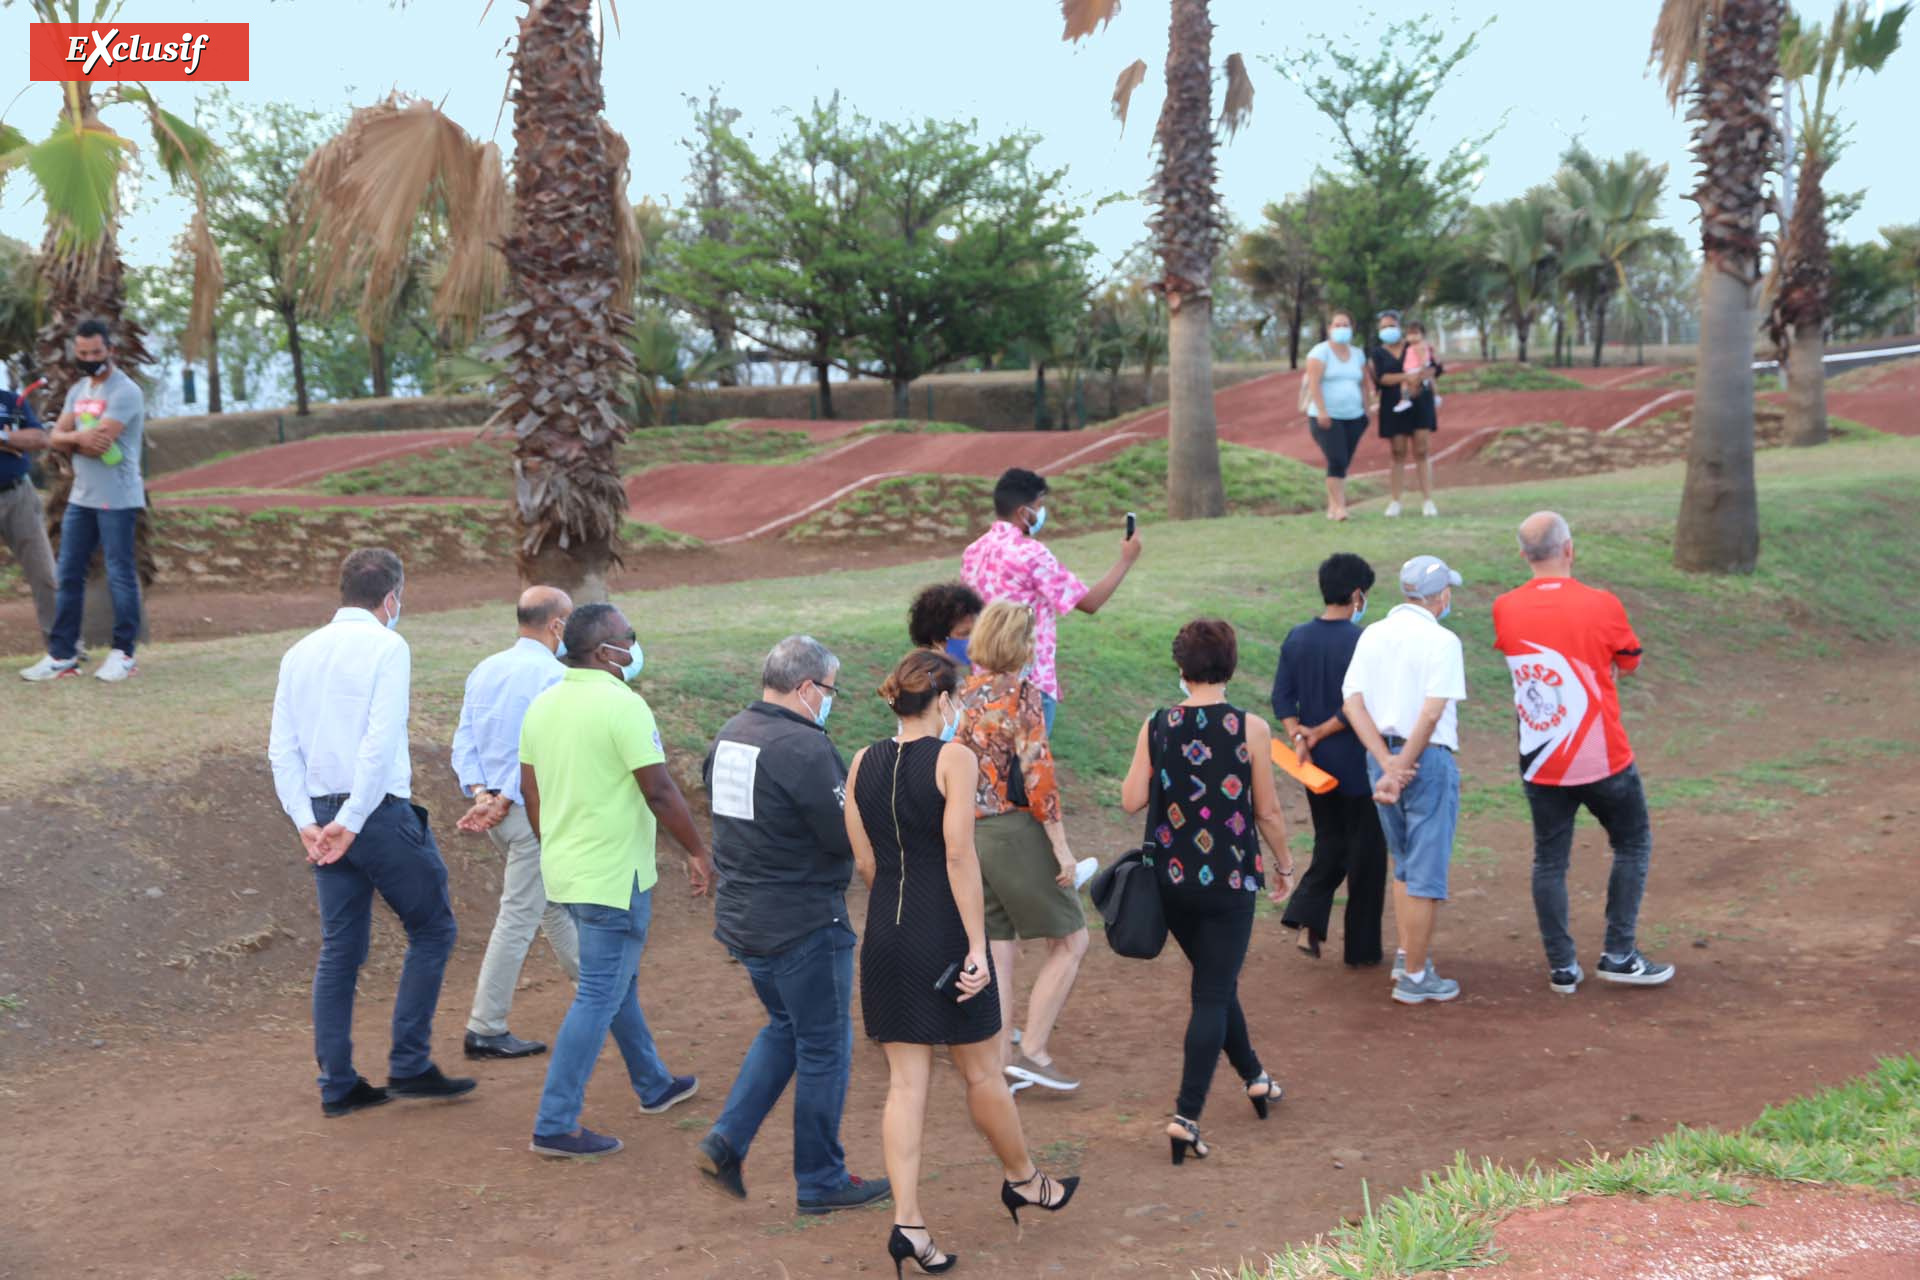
[1422, 500, 1439, 518]
[1433, 395, 1444, 408]
[20, 654, 79, 682]
[1072, 857, 1100, 891]
[1384, 501, 1403, 519]
[93, 649, 138, 682]
[1392, 400, 1413, 413]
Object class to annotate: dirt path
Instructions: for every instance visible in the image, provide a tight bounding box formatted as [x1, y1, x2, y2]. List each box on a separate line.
[2, 652, 1916, 1279]
[149, 429, 484, 494]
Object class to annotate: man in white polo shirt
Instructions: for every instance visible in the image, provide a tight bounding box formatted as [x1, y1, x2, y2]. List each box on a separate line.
[1341, 554, 1468, 1006]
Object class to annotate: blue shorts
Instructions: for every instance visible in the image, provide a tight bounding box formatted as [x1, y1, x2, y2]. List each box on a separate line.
[1367, 745, 1458, 900]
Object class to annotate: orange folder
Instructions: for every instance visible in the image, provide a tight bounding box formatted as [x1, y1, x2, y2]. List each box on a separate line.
[1271, 739, 1339, 795]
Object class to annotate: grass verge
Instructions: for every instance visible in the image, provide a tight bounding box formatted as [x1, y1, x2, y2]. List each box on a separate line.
[1442, 365, 1587, 394]
[1225, 1055, 1920, 1279]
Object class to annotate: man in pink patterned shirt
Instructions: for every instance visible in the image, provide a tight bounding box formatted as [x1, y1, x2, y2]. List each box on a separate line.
[962, 468, 1143, 735]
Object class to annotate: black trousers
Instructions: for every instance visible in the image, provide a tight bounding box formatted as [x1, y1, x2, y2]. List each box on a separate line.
[1161, 889, 1261, 1120]
[1281, 790, 1388, 965]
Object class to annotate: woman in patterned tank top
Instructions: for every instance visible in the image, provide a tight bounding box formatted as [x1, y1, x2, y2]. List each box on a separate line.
[1121, 620, 1296, 1166]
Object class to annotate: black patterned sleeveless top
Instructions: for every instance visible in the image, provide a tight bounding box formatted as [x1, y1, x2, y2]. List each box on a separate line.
[1144, 702, 1265, 897]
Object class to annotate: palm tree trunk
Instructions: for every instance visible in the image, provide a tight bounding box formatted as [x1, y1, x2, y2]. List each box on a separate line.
[1034, 362, 1048, 429]
[1516, 318, 1530, 363]
[1784, 322, 1827, 446]
[285, 306, 310, 415]
[496, 0, 636, 602]
[1287, 294, 1303, 369]
[1591, 301, 1608, 368]
[207, 315, 223, 414]
[1157, 0, 1227, 519]
[891, 377, 910, 419]
[1672, 0, 1779, 574]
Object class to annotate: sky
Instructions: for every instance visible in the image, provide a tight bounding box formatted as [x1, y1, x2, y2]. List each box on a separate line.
[2, 0, 1914, 285]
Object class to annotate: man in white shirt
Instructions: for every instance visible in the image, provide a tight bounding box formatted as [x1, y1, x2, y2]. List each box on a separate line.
[1341, 554, 1469, 1007]
[268, 548, 475, 1118]
[450, 585, 582, 1060]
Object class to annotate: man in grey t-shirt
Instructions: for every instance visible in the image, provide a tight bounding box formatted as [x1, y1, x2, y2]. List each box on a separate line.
[20, 318, 147, 683]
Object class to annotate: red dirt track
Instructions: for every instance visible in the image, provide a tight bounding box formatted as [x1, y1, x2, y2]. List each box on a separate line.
[149, 428, 483, 494]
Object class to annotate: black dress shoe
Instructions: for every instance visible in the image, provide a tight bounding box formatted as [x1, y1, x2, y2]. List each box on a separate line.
[695, 1132, 747, 1200]
[465, 1031, 549, 1060]
[387, 1065, 478, 1100]
[322, 1079, 392, 1119]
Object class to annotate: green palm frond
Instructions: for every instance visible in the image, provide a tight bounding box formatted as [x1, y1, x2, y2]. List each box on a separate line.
[27, 117, 134, 251]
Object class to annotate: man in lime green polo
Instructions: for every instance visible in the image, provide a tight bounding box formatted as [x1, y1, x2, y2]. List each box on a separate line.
[521, 602, 713, 1159]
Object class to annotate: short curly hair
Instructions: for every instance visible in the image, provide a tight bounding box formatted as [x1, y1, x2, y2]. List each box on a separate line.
[1171, 618, 1238, 685]
[907, 581, 984, 649]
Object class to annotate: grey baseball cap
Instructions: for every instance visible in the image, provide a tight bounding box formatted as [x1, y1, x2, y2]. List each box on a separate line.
[1400, 554, 1462, 598]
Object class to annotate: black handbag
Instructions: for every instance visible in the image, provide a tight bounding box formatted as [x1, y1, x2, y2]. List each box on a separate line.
[1087, 712, 1169, 959]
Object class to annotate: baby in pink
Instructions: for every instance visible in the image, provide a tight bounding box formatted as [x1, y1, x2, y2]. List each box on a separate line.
[1393, 320, 1444, 412]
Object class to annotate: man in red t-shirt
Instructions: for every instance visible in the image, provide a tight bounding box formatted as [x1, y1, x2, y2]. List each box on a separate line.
[1493, 512, 1674, 996]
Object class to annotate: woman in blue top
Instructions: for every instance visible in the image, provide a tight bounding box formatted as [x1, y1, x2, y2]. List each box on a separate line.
[1302, 309, 1377, 522]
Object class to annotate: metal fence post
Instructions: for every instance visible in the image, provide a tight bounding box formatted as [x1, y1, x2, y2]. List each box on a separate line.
[925, 386, 933, 421]
[276, 414, 284, 444]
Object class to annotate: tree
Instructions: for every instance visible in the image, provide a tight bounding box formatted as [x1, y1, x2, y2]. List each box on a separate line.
[1653, 0, 1785, 574]
[1231, 193, 1323, 368]
[1430, 223, 1504, 359]
[1827, 237, 1910, 336]
[1555, 147, 1671, 366]
[302, 0, 639, 601]
[1064, 0, 1257, 519]
[1881, 222, 1920, 333]
[1275, 16, 1491, 324]
[678, 88, 743, 385]
[1771, 1, 1908, 445]
[1480, 191, 1559, 363]
[0, 235, 41, 384]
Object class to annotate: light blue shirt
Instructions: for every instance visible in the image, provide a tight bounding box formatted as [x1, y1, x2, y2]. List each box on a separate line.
[451, 636, 565, 805]
[1308, 341, 1368, 421]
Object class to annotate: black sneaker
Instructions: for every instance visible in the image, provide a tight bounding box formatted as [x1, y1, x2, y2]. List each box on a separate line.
[1595, 952, 1676, 986]
[638, 1074, 699, 1114]
[387, 1065, 479, 1101]
[321, 1078, 392, 1119]
[531, 1126, 624, 1159]
[1549, 961, 1584, 995]
[797, 1173, 893, 1216]
[696, 1132, 747, 1200]
[464, 1030, 548, 1060]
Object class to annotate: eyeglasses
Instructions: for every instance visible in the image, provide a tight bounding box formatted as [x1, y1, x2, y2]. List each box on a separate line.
[815, 680, 839, 696]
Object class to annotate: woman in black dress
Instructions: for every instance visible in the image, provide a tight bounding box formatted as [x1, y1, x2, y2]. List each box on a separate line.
[1370, 308, 1444, 518]
[846, 650, 1079, 1276]
[1121, 620, 1297, 1165]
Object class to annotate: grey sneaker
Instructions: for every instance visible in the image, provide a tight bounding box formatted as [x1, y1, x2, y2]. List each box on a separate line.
[1005, 1052, 1080, 1092]
[1392, 967, 1462, 1005]
[1595, 952, 1675, 986]
[1391, 949, 1407, 982]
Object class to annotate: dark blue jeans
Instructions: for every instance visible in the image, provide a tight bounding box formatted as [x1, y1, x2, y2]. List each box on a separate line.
[534, 881, 676, 1137]
[311, 796, 458, 1104]
[49, 503, 141, 659]
[708, 923, 856, 1198]
[1524, 764, 1653, 971]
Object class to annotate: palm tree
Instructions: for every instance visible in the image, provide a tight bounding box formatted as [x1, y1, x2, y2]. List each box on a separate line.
[1063, 0, 1253, 519]
[302, 0, 640, 600]
[1555, 149, 1671, 367]
[1480, 192, 1559, 363]
[1771, 1, 1908, 446]
[1652, 0, 1785, 575]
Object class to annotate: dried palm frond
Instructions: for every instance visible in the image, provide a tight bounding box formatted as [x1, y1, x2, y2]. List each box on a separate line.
[1113, 58, 1150, 130]
[1219, 52, 1254, 138]
[1063, 0, 1123, 42]
[601, 121, 641, 295]
[433, 139, 509, 339]
[1651, 0, 1722, 105]
[181, 208, 222, 362]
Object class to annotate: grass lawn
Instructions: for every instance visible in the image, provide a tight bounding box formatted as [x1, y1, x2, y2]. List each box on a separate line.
[1232, 1054, 1920, 1278]
[1441, 364, 1588, 394]
[5, 437, 1916, 793]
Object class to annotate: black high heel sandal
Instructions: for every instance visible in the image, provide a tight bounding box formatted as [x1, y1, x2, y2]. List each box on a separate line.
[887, 1225, 956, 1277]
[1168, 1115, 1209, 1165]
[1245, 1071, 1282, 1120]
[1000, 1169, 1080, 1226]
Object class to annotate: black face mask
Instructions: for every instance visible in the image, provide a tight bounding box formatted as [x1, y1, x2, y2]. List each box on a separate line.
[75, 358, 106, 377]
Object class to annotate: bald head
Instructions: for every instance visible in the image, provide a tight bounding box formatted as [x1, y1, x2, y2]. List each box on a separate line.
[1519, 511, 1573, 576]
[516, 585, 573, 653]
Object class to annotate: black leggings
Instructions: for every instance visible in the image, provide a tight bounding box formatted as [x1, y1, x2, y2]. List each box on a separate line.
[1160, 890, 1261, 1119]
[1309, 415, 1369, 479]
[1282, 790, 1389, 965]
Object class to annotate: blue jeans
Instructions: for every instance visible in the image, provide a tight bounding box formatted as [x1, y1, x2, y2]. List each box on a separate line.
[1367, 745, 1460, 901]
[1041, 691, 1057, 738]
[709, 923, 856, 1197]
[311, 796, 458, 1104]
[534, 881, 676, 1136]
[49, 503, 141, 659]
[1524, 764, 1653, 970]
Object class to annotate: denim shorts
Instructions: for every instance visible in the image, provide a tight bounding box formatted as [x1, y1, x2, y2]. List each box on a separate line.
[1367, 745, 1459, 900]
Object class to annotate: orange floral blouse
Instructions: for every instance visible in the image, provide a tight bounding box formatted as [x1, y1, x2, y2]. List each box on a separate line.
[956, 671, 1061, 825]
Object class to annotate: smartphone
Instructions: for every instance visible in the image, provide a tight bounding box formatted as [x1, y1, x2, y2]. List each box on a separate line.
[1124, 512, 1137, 540]
[933, 959, 967, 1001]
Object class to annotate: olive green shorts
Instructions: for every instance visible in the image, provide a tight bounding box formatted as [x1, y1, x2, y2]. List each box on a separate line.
[976, 812, 1087, 941]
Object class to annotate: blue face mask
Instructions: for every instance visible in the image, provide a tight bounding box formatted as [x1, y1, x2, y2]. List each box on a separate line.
[1026, 505, 1047, 535]
[945, 636, 971, 666]
[1439, 599, 1453, 622]
[384, 597, 402, 631]
[555, 638, 568, 660]
[1379, 327, 1403, 345]
[1329, 325, 1353, 345]
[603, 642, 644, 683]
[1352, 593, 1368, 625]
[938, 700, 959, 743]
[805, 685, 834, 727]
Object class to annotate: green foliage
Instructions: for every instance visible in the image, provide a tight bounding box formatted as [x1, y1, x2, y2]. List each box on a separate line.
[1232, 195, 1326, 367]
[24, 116, 132, 251]
[1273, 17, 1493, 320]
[1830, 235, 1917, 337]
[1442, 364, 1585, 393]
